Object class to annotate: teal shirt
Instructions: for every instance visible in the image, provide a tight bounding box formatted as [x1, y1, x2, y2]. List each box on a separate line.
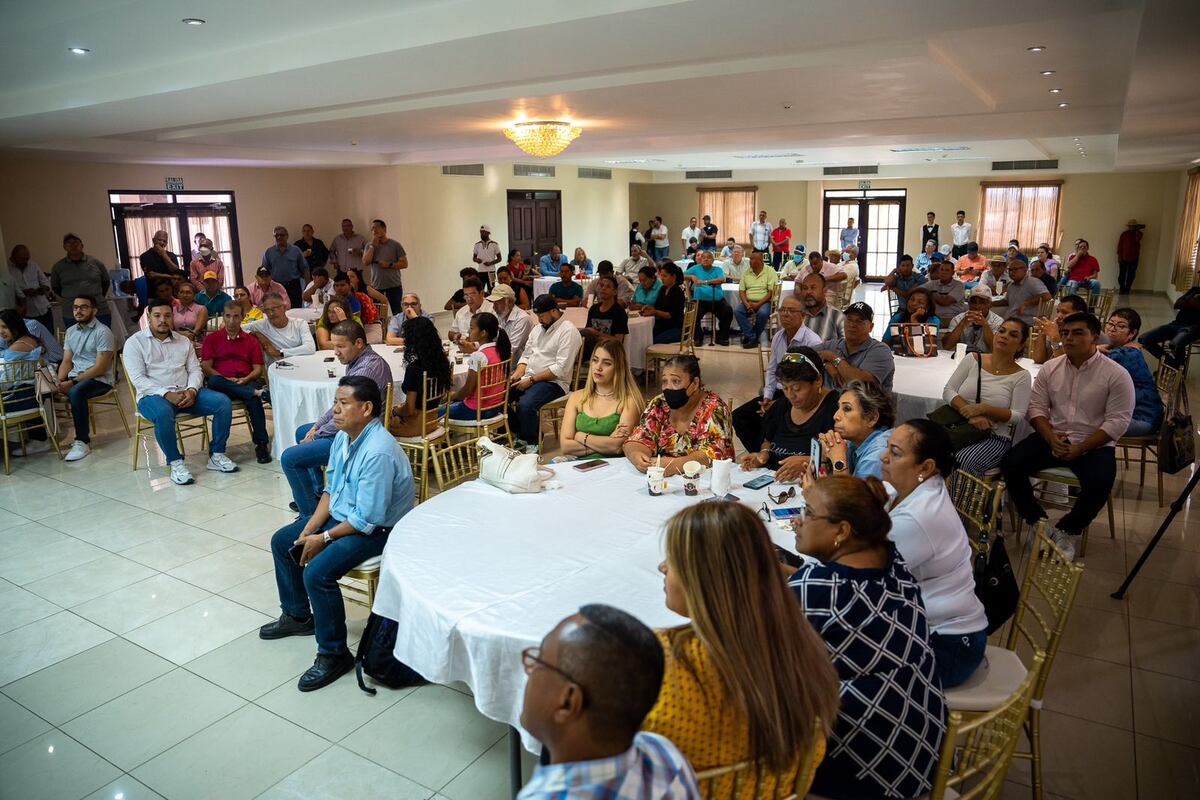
[196, 290, 233, 316]
[549, 281, 584, 301]
[685, 264, 726, 302]
[634, 280, 662, 306]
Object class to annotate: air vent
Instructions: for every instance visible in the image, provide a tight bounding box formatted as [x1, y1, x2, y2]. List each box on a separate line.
[514, 164, 555, 178]
[822, 165, 879, 176]
[732, 152, 805, 159]
[441, 163, 484, 176]
[685, 170, 733, 180]
[577, 167, 612, 180]
[991, 159, 1060, 171]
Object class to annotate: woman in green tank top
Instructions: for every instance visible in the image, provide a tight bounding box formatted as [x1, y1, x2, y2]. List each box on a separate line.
[558, 337, 645, 459]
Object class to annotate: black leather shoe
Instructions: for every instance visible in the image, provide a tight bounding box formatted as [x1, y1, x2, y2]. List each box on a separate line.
[259, 612, 314, 640]
[255, 444, 272, 464]
[298, 650, 355, 692]
[288, 501, 299, 512]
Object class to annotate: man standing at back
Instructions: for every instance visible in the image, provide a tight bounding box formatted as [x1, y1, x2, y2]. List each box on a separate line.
[649, 216, 670, 261]
[749, 210, 772, 256]
[1117, 219, 1145, 294]
[698, 215, 719, 252]
[950, 210, 973, 258]
[141, 230, 186, 279]
[472, 224, 502, 291]
[329, 218, 367, 273]
[52, 233, 112, 327]
[517, 605, 699, 799]
[361, 218, 408, 314]
[680, 216, 701, 255]
[8, 245, 52, 332]
[263, 226, 310, 309]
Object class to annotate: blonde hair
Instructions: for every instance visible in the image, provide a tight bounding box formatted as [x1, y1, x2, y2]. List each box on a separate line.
[581, 337, 643, 414]
[663, 503, 840, 774]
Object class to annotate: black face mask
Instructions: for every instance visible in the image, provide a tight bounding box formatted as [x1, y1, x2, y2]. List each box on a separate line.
[663, 386, 691, 409]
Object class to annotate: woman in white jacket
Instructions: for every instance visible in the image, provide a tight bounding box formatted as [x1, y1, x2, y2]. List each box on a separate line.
[881, 418, 989, 688]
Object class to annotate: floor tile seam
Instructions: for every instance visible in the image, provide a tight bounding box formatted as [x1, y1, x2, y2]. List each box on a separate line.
[433, 729, 513, 794]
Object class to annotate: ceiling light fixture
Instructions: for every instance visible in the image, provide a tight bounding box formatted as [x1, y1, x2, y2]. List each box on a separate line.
[182, 18, 206, 25]
[1073, 137, 1080, 141]
[1058, 102, 1070, 108]
[1049, 88, 1062, 93]
[733, 152, 806, 159]
[503, 120, 581, 158]
[68, 47, 90, 54]
[1041, 70, 1056, 76]
[1027, 45, 1046, 52]
[889, 145, 971, 153]
[603, 159, 648, 164]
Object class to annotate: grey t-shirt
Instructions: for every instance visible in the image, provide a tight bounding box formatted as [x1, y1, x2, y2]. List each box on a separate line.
[819, 336, 895, 390]
[929, 278, 967, 320]
[949, 311, 1004, 352]
[365, 239, 407, 291]
[64, 319, 116, 386]
[1001, 277, 1049, 324]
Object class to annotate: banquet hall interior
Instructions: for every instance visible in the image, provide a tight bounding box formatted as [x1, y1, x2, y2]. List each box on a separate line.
[2, 0, 1200, 798]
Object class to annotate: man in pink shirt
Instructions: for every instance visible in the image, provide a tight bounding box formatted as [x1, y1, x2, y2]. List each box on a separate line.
[249, 266, 291, 309]
[1001, 312, 1134, 560]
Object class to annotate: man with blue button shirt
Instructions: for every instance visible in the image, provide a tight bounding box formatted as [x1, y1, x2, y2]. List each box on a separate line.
[262, 226, 309, 309]
[261, 374, 415, 692]
[538, 244, 570, 276]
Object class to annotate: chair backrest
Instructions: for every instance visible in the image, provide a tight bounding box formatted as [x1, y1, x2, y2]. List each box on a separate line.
[1004, 522, 1083, 701]
[472, 357, 512, 420]
[693, 719, 822, 800]
[1036, 294, 1056, 319]
[930, 651, 1046, 800]
[679, 301, 699, 352]
[382, 380, 393, 431]
[1092, 288, 1115, 321]
[432, 436, 483, 490]
[413, 372, 448, 437]
[885, 289, 899, 317]
[0, 359, 39, 414]
[569, 345, 587, 390]
[374, 301, 389, 330]
[832, 274, 859, 310]
[757, 343, 769, 391]
[949, 469, 1004, 537]
[1155, 362, 1182, 399]
[120, 354, 138, 406]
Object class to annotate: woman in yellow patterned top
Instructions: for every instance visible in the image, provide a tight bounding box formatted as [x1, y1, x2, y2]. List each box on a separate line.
[643, 502, 840, 799]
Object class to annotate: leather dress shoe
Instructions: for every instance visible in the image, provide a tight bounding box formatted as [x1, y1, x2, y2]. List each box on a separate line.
[298, 650, 355, 692]
[259, 612, 314, 640]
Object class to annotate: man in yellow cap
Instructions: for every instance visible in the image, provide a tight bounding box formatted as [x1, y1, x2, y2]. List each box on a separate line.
[196, 271, 233, 316]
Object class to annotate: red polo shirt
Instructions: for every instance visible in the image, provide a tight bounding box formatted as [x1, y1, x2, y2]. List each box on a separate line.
[201, 329, 264, 379]
[770, 227, 792, 252]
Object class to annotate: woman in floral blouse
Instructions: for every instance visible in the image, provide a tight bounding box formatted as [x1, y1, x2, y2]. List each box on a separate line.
[623, 354, 733, 476]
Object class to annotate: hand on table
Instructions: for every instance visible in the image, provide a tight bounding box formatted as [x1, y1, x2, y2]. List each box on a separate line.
[740, 452, 768, 471]
[774, 455, 811, 484]
[628, 450, 654, 472]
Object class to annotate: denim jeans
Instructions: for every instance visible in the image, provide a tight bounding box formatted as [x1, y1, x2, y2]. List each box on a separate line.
[652, 328, 682, 345]
[511, 381, 564, 442]
[206, 375, 268, 445]
[1062, 278, 1101, 295]
[1124, 418, 1158, 438]
[67, 379, 113, 444]
[734, 302, 772, 343]
[447, 400, 500, 421]
[281, 423, 334, 516]
[383, 286, 406, 315]
[654, 245, 670, 261]
[136, 388, 232, 462]
[930, 629, 989, 688]
[270, 517, 389, 655]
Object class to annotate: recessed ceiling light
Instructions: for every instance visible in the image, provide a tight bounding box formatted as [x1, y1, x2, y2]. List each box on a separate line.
[1041, 70, 1056, 76]
[1027, 45, 1046, 52]
[1058, 102, 1070, 108]
[68, 47, 89, 54]
[1049, 88, 1062, 93]
[1073, 137, 1080, 141]
[182, 18, 206, 25]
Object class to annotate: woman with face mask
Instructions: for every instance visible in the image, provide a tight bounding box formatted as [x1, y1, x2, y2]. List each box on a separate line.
[622, 354, 733, 476]
[188, 238, 224, 291]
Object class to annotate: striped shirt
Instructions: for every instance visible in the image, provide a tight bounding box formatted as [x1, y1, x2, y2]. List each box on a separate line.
[802, 304, 844, 343]
[518, 732, 699, 799]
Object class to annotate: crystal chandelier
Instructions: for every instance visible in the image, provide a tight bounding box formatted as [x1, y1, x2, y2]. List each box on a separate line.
[503, 120, 582, 158]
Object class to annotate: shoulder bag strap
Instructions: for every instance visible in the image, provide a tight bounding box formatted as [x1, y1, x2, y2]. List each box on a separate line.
[975, 352, 983, 403]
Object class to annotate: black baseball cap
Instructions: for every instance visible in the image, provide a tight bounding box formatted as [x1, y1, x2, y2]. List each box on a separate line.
[256, 266, 272, 277]
[967, 242, 979, 253]
[843, 301, 873, 320]
[531, 294, 558, 314]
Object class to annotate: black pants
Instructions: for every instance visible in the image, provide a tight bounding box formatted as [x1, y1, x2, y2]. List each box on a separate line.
[1001, 436, 1116, 536]
[952, 244, 968, 258]
[1117, 259, 1139, 293]
[383, 286, 406, 315]
[771, 251, 785, 268]
[282, 279, 304, 310]
[694, 299, 733, 344]
[733, 396, 767, 453]
[1141, 321, 1200, 366]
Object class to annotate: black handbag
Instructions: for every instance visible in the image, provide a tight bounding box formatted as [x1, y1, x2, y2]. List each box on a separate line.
[927, 353, 990, 452]
[1159, 386, 1195, 475]
[973, 532, 1020, 634]
[354, 613, 426, 695]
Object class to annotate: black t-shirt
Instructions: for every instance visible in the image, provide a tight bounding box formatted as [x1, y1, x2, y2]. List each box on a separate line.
[586, 302, 629, 336]
[653, 284, 686, 335]
[762, 391, 839, 469]
[301, 238, 329, 268]
[401, 363, 446, 410]
[141, 247, 185, 278]
[1178, 288, 1200, 326]
[700, 224, 719, 249]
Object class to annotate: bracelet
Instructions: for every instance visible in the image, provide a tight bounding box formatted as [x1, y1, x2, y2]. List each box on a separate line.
[584, 433, 590, 450]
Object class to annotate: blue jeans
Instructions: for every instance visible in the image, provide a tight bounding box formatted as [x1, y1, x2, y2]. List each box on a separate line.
[653, 328, 682, 344]
[67, 379, 113, 444]
[512, 381, 564, 442]
[281, 423, 334, 516]
[654, 245, 670, 261]
[270, 517, 389, 655]
[206, 375, 268, 445]
[447, 400, 500, 421]
[136, 389, 231, 463]
[931, 629, 989, 688]
[383, 286, 406, 315]
[734, 301, 772, 342]
[1062, 278, 1101, 295]
[1124, 418, 1158, 438]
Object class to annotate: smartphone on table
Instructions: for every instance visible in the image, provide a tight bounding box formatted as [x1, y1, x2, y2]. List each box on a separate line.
[573, 460, 609, 472]
[743, 474, 774, 490]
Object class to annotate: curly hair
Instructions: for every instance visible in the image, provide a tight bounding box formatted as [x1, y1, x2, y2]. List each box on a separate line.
[401, 315, 452, 392]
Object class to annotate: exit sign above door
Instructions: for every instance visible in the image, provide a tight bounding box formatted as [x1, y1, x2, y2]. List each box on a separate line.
[165, 177, 185, 190]
[857, 180, 872, 190]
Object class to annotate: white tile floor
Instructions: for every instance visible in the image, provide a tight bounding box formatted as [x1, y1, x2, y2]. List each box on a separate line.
[0, 290, 1198, 799]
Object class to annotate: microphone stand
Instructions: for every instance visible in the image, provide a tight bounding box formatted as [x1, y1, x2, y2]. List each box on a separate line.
[1111, 466, 1200, 599]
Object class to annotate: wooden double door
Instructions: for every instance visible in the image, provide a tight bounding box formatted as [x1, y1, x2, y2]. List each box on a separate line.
[507, 190, 562, 264]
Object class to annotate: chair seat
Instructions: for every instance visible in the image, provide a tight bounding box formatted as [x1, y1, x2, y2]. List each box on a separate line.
[350, 555, 381, 573]
[0, 408, 44, 423]
[447, 413, 507, 428]
[1117, 434, 1157, 444]
[943, 645, 1028, 712]
[395, 426, 447, 444]
[1033, 466, 1080, 485]
[645, 343, 682, 356]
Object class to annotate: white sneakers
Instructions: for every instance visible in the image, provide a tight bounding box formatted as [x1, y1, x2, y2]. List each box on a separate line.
[206, 453, 239, 473]
[170, 460, 195, 485]
[65, 441, 91, 462]
[1048, 526, 1081, 562]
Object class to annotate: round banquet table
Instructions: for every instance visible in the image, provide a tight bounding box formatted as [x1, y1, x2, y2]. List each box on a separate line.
[267, 344, 468, 458]
[372, 458, 802, 752]
[532, 275, 592, 298]
[286, 307, 322, 324]
[560, 306, 655, 371]
[892, 350, 1040, 425]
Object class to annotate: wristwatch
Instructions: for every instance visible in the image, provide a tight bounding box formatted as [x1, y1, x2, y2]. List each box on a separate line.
[322, 531, 332, 545]
[832, 459, 847, 473]
[832, 357, 843, 368]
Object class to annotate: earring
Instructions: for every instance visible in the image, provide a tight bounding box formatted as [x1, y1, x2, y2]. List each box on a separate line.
[917, 474, 925, 483]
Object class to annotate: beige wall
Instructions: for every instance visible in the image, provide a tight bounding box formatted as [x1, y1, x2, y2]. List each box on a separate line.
[332, 164, 648, 307]
[0, 157, 339, 285]
[632, 171, 1183, 292]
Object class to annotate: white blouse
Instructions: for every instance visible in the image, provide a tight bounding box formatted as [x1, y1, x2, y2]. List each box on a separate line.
[941, 355, 1032, 438]
[888, 476, 989, 637]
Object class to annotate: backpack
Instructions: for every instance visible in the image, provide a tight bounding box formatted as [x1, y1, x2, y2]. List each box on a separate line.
[354, 613, 426, 695]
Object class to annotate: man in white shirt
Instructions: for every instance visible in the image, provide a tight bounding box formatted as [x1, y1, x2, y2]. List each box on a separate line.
[8, 245, 53, 332]
[328, 218, 367, 272]
[509, 294, 583, 447]
[449, 277, 493, 343]
[949, 210, 973, 258]
[723, 246, 748, 281]
[487, 283, 535, 361]
[680, 217, 701, 254]
[648, 217, 670, 261]
[244, 292, 317, 363]
[472, 224, 502, 290]
[618, 245, 652, 279]
[749, 211, 772, 254]
[122, 299, 239, 485]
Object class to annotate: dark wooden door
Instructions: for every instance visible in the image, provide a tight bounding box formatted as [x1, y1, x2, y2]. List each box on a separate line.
[507, 190, 562, 264]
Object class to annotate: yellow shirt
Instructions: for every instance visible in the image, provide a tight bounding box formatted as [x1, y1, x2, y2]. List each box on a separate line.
[739, 266, 780, 303]
[641, 631, 825, 800]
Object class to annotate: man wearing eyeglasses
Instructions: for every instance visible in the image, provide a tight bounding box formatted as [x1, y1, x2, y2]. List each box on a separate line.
[55, 295, 115, 463]
[1001, 312, 1134, 561]
[262, 226, 310, 309]
[517, 605, 699, 799]
[1100, 309, 1163, 438]
[732, 294, 821, 452]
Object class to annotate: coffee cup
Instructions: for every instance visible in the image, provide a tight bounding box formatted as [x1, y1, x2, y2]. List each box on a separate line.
[647, 466, 667, 496]
[955, 342, 967, 360]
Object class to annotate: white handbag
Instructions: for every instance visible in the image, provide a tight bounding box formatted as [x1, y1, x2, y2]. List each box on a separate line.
[476, 436, 553, 494]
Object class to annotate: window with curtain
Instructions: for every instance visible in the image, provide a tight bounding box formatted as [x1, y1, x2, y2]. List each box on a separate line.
[1173, 168, 1200, 290]
[696, 187, 757, 247]
[978, 182, 1062, 253]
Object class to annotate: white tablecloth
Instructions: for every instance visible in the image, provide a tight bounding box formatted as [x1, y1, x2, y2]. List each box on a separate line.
[267, 344, 468, 458]
[892, 350, 1040, 424]
[533, 276, 592, 298]
[372, 458, 801, 751]
[561, 306, 654, 371]
[286, 307, 322, 323]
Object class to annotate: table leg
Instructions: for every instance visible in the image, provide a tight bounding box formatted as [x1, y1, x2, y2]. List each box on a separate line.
[508, 726, 523, 799]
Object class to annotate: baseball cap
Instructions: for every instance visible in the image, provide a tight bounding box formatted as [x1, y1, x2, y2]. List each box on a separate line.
[202, 270, 218, 281]
[480, 224, 491, 233]
[844, 301, 873, 320]
[256, 266, 271, 278]
[531, 294, 558, 314]
[702, 214, 711, 221]
[931, 252, 944, 262]
[969, 284, 994, 299]
[62, 232, 82, 244]
[486, 284, 515, 303]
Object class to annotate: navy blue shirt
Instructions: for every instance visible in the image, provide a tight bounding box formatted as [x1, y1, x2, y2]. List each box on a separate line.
[262, 244, 309, 283]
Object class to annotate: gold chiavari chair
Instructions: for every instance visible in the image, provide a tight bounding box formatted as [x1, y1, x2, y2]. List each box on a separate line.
[644, 301, 699, 389]
[537, 348, 587, 453]
[694, 720, 823, 799]
[431, 435, 484, 491]
[449, 358, 513, 446]
[0, 360, 63, 474]
[121, 355, 209, 470]
[393, 374, 448, 504]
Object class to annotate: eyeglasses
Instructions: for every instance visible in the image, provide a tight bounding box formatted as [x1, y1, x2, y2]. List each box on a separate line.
[1104, 321, 1130, 331]
[521, 647, 584, 688]
[801, 506, 835, 523]
[767, 485, 796, 504]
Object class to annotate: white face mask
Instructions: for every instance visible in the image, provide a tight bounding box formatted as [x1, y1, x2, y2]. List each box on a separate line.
[200, 247, 212, 257]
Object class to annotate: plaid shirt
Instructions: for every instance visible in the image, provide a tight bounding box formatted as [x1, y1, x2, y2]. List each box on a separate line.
[518, 733, 699, 799]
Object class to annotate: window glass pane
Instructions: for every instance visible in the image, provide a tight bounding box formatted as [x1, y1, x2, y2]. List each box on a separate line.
[177, 193, 234, 203]
[979, 184, 1060, 253]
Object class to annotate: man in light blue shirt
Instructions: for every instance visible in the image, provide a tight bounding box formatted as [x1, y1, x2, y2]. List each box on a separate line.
[517, 605, 699, 799]
[262, 374, 414, 692]
[538, 245, 570, 276]
[262, 225, 310, 309]
[56, 295, 116, 463]
[684, 250, 733, 346]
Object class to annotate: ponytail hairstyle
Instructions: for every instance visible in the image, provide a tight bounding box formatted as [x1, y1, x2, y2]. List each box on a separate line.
[471, 311, 511, 364]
